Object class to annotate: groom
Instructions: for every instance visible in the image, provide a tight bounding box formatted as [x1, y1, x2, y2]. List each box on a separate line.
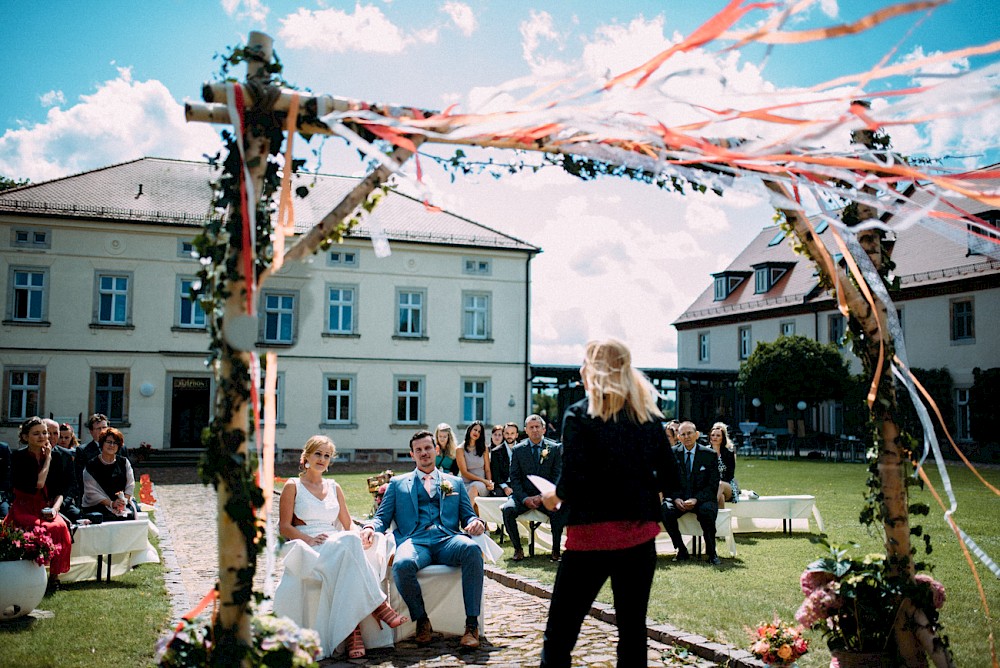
[362, 430, 486, 649]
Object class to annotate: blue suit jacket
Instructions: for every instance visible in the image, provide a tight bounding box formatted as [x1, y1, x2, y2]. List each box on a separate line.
[367, 470, 479, 545]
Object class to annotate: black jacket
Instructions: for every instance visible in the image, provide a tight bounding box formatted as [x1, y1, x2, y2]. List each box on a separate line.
[555, 398, 680, 526]
[489, 443, 512, 490]
[668, 444, 720, 505]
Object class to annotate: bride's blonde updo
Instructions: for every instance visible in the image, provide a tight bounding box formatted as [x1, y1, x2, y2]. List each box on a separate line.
[581, 338, 663, 424]
[300, 435, 336, 474]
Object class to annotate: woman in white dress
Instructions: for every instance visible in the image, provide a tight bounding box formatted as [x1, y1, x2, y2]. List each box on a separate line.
[275, 435, 407, 659]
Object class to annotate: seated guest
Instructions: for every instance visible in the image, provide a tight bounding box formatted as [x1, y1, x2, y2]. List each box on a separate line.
[3, 417, 73, 586]
[362, 430, 486, 649]
[75, 413, 109, 495]
[709, 422, 740, 508]
[488, 424, 513, 498]
[661, 421, 722, 565]
[0, 440, 12, 518]
[456, 420, 494, 509]
[81, 427, 136, 521]
[275, 435, 406, 660]
[58, 423, 80, 449]
[502, 414, 569, 562]
[43, 418, 81, 521]
[433, 423, 459, 475]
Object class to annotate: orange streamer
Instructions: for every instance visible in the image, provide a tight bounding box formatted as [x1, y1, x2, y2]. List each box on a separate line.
[175, 589, 219, 632]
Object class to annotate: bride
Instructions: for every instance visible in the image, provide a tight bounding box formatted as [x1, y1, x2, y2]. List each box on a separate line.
[274, 435, 407, 659]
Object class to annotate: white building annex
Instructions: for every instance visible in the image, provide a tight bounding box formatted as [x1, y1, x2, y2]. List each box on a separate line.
[1, 157, 540, 462]
[673, 168, 1000, 441]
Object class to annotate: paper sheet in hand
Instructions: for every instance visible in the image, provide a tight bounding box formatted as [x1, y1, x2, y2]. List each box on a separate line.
[527, 475, 561, 509]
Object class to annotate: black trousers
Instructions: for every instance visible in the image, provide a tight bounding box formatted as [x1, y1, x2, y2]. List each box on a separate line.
[661, 499, 718, 557]
[540, 539, 657, 668]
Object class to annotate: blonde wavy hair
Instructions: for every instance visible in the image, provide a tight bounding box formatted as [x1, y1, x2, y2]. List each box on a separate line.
[581, 338, 663, 424]
[434, 423, 457, 458]
[711, 422, 736, 452]
[300, 434, 336, 474]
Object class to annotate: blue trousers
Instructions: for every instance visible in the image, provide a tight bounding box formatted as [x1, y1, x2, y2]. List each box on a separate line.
[392, 530, 483, 621]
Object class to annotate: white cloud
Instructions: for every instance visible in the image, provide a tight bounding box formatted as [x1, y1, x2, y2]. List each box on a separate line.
[39, 90, 65, 107]
[441, 1, 476, 37]
[519, 10, 566, 75]
[0, 69, 220, 183]
[278, 4, 438, 54]
[220, 0, 269, 25]
[819, 0, 839, 18]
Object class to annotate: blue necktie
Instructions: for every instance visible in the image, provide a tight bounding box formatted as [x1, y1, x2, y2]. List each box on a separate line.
[686, 450, 693, 474]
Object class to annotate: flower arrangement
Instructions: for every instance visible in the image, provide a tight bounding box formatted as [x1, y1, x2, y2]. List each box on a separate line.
[156, 610, 321, 667]
[374, 482, 389, 508]
[750, 619, 809, 665]
[540, 446, 550, 463]
[0, 523, 61, 567]
[795, 543, 946, 654]
[439, 479, 455, 495]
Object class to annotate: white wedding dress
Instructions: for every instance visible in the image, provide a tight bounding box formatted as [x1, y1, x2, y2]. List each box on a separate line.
[273, 478, 395, 657]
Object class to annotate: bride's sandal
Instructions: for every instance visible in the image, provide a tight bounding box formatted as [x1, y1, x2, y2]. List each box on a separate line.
[372, 600, 408, 629]
[347, 626, 365, 659]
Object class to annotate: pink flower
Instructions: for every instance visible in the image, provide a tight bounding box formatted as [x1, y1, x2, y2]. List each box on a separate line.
[751, 640, 770, 656]
[915, 573, 946, 610]
[800, 569, 835, 594]
[793, 637, 809, 654]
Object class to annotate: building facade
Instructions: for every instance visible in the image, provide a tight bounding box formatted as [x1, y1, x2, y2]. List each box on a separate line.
[674, 173, 1000, 440]
[1, 157, 539, 462]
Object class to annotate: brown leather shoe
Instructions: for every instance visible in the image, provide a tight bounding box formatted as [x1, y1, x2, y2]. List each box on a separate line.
[510, 550, 525, 562]
[460, 625, 480, 650]
[414, 617, 434, 645]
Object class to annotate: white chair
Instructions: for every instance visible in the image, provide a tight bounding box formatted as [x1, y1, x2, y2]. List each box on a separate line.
[388, 564, 485, 640]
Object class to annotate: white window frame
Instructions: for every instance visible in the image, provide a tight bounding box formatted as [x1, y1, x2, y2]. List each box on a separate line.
[394, 376, 424, 425]
[177, 239, 197, 259]
[328, 250, 359, 267]
[396, 289, 426, 337]
[92, 369, 129, 423]
[713, 276, 727, 301]
[828, 314, 846, 347]
[8, 266, 48, 323]
[262, 291, 297, 345]
[260, 371, 285, 425]
[698, 332, 710, 363]
[323, 374, 356, 425]
[11, 226, 51, 249]
[177, 277, 207, 329]
[4, 367, 43, 421]
[461, 378, 490, 423]
[94, 271, 132, 325]
[463, 257, 492, 275]
[326, 285, 356, 335]
[461, 291, 491, 340]
[738, 326, 752, 360]
[780, 321, 796, 337]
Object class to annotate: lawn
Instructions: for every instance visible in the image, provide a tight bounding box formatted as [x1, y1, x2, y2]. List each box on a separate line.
[0, 514, 172, 668]
[331, 459, 1000, 668]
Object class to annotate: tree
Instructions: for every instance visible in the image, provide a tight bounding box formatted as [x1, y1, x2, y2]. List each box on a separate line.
[738, 335, 853, 408]
[0, 175, 29, 191]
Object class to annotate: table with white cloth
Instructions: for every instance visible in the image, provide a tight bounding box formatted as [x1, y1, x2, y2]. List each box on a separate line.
[654, 508, 737, 557]
[729, 495, 825, 533]
[476, 496, 551, 556]
[64, 511, 159, 582]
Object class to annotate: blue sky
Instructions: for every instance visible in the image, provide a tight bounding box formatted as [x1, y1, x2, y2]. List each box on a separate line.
[2, 1, 997, 365]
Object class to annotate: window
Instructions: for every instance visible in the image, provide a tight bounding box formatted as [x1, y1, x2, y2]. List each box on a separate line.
[714, 276, 727, 301]
[260, 371, 285, 425]
[828, 314, 846, 347]
[11, 227, 51, 249]
[396, 289, 425, 337]
[738, 326, 752, 360]
[95, 272, 131, 325]
[462, 292, 490, 339]
[9, 267, 47, 322]
[324, 375, 355, 425]
[462, 379, 489, 423]
[328, 250, 359, 267]
[781, 321, 796, 337]
[394, 377, 424, 424]
[753, 263, 789, 294]
[698, 332, 710, 363]
[178, 277, 206, 329]
[955, 388, 971, 440]
[326, 286, 355, 334]
[950, 298, 974, 342]
[967, 210, 1000, 258]
[262, 292, 296, 344]
[463, 258, 491, 275]
[4, 368, 43, 421]
[177, 239, 197, 259]
[93, 370, 128, 422]
[767, 230, 786, 246]
[712, 272, 748, 301]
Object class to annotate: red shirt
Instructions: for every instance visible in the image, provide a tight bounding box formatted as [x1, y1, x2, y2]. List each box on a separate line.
[565, 520, 661, 551]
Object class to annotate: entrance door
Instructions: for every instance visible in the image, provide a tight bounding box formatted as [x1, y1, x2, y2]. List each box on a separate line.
[170, 377, 211, 448]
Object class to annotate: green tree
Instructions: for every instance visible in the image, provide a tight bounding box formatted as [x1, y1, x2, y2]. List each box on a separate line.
[0, 175, 30, 191]
[738, 335, 853, 407]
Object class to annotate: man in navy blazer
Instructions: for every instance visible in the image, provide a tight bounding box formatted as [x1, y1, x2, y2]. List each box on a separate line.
[661, 421, 722, 564]
[362, 430, 486, 649]
[502, 414, 569, 562]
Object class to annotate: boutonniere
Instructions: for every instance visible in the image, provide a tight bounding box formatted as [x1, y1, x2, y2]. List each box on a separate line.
[540, 447, 550, 463]
[439, 480, 455, 495]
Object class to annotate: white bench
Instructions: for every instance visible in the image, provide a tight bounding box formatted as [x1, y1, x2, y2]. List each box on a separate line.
[729, 495, 825, 534]
[65, 512, 159, 582]
[476, 496, 551, 556]
[655, 508, 736, 557]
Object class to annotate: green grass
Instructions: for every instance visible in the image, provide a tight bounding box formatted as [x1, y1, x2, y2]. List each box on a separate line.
[0, 515, 172, 668]
[327, 460, 1000, 668]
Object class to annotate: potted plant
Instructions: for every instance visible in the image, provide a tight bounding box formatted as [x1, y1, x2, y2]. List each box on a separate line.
[0, 523, 62, 619]
[795, 543, 946, 667]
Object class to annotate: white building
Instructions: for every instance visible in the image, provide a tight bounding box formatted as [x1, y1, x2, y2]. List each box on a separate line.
[1, 157, 539, 462]
[673, 170, 1000, 440]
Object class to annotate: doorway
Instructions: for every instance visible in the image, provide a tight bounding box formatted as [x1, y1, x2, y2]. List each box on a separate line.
[170, 376, 211, 448]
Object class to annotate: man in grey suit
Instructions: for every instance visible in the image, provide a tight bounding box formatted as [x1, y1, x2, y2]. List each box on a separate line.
[661, 421, 722, 565]
[362, 430, 486, 649]
[502, 414, 569, 562]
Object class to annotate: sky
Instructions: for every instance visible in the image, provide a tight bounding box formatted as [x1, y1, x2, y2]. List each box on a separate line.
[2, 0, 997, 367]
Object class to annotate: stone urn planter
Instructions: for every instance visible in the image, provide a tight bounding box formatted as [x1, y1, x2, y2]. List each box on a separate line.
[0, 559, 47, 620]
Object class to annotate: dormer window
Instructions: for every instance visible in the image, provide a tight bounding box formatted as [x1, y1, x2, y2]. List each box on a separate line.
[711, 271, 750, 301]
[967, 210, 1000, 259]
[752, 262, 792, 294]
